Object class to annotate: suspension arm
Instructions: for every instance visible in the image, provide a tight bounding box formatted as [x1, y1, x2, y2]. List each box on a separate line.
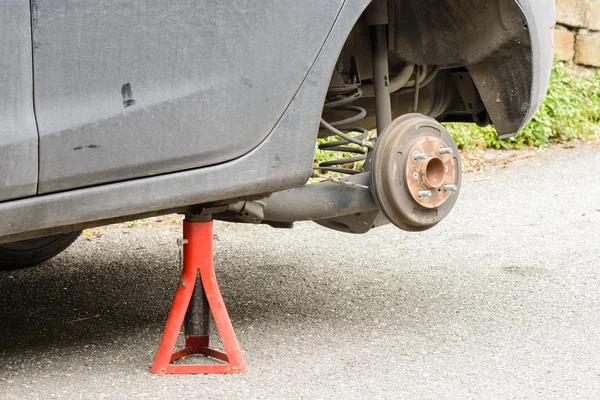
[259, 173, 378, 223]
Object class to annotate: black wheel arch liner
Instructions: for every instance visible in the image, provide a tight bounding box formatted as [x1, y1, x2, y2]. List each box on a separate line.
[389, 0, 554, 137]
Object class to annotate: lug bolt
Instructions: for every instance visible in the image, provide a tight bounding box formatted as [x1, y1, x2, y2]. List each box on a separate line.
[418, 190, 432, 198]
[443, 184, 457, 192]
[413, 153, 428, 160]
[439, 147, 453, 155]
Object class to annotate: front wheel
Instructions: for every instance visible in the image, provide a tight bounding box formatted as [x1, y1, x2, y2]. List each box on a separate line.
[0, 232, 82, 270]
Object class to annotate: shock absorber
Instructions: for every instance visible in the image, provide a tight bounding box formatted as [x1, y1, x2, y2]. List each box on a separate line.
[315, 0, 391, 177]
[366, 0, 392, 134]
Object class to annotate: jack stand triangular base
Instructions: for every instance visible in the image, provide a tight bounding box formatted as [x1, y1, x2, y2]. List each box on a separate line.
[150, 215, 247, 375]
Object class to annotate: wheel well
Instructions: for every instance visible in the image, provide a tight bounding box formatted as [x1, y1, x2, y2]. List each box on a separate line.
[328, 0, 532, 135]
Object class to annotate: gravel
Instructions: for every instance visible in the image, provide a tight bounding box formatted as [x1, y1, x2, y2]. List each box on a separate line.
[1, 142, 599, 399]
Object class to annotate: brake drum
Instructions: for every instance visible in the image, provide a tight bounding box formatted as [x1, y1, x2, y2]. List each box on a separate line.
[371, 114, 462, 231]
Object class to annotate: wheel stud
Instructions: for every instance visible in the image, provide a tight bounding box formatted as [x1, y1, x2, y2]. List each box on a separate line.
[443, 184, 457, 192]
[413, 153, 428, 160]
[439, 147, 453, 155]
[418, 190, 432, 198]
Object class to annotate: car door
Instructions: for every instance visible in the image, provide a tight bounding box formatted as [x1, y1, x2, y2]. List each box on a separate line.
[0, 1, 38, 202]
[32, 0, 344, 194]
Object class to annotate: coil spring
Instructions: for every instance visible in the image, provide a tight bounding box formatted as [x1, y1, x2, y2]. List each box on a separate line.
[316, 87, 372, 175]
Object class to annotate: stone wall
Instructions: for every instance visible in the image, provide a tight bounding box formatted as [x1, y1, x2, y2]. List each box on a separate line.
[554, 0, 600, 67]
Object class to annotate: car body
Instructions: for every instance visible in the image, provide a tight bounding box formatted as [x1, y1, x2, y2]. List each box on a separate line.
[0, 0, 555, 266]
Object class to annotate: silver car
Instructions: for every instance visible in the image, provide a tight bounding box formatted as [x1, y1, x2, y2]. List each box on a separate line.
[0, 0, 556, 269]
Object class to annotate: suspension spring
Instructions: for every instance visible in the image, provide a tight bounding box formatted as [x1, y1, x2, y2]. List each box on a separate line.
[316, 87, 372, 175]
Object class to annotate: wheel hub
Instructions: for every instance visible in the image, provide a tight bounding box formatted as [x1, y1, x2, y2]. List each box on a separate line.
[371, 114, 462, 231]
[405, 137, 458, 208]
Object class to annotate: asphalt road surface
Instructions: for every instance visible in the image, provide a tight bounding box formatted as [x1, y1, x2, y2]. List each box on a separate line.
[1, 143, 599, 399]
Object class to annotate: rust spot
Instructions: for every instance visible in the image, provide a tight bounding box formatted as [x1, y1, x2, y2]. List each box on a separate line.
[423, 157, 445, 188]
[405, 136, 457, 209]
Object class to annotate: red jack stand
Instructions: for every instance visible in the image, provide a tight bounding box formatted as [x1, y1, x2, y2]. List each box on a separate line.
[150, 214, 247, 375]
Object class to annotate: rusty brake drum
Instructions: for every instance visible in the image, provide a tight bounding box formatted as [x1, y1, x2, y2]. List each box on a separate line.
[371, 114, 462, 231]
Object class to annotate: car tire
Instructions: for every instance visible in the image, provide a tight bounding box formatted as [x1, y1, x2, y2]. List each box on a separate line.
[0, 231, 82, 270]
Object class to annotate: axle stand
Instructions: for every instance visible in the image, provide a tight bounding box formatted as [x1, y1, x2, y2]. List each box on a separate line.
[150, 214, 247, 374]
